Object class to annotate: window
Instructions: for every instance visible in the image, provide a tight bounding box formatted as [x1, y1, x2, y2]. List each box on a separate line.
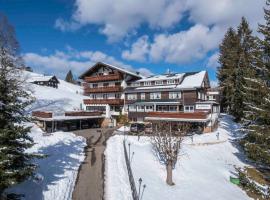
[92, 83, 98, 88]
[128, 105, 136, 111]
[137, 106, 145, 111]
[141, 93, 145, 100]
[167, 79, 175, 84]
[115, 82, 121, 86]
[155, 80, 163, 85]
[169, 106, 178, 112]
[103, 94, 108, 99]
[150, 92, 161, 99]
[91, 94, 97, 99]
[115, 93, 121, 99]
[169, 92, 181, 99]
[144, 81, 152, 86]
[127, 94, 137, 100]
[184, 106, 194, 113]
[103, 82, 109, 87]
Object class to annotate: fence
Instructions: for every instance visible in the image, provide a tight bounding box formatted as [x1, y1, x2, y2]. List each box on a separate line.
[123, 140, 139, 200]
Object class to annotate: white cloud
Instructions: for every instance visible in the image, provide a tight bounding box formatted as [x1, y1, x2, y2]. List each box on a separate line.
[23, 47, 152, 78]
[207, 52, 220, 69]
[55, 0, 186, 41]
[149, 24, 223, 64]
[122, 36, 149, 62]
[121, 24, 223, 64]
[186, 0, 264, 30]
[56, 0, 264, 42]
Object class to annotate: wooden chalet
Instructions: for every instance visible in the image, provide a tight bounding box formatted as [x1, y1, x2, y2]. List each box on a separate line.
[29, 75, 59, 88]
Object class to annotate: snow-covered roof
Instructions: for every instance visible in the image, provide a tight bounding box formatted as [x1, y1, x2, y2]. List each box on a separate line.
[135, 73, 185, 82]
[79, 62, 144, 79]
[27, 75, 58, 83]
[177, 71, 207, 89]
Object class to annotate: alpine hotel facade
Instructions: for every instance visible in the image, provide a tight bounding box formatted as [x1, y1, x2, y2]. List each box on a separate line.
[80, 62, 220, 133]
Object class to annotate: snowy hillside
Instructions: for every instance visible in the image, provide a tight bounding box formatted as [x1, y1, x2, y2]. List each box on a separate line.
[23, 71, 86, 113]
[105, 115, 251, 200]
[5, 70, 88, 200]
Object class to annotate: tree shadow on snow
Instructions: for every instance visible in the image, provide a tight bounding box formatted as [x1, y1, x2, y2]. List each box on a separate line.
[8, 138, 84, 200]
[219, 114, 252, 166]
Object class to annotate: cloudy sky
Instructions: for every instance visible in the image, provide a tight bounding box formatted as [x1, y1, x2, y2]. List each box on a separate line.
[1, 0, 265, 84]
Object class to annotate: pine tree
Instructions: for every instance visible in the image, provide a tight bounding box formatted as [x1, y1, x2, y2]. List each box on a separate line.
[240, 2, 270, 166]
[0, 14, 37, 196]
[217, 27, 240, 115]
[65, 70, 75, 84]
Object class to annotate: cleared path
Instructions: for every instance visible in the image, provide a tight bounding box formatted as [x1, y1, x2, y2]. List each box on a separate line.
[72, 128, 115, 200]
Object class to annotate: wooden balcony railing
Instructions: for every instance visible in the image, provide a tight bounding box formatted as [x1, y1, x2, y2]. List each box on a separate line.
[65, 111, 103, 117]
[32, 111, 53, 118]
[84, 73, 122, 82]
[147, 111, 209, 119]
[84, 85, 122, 94]
[83, 98, 124, 105]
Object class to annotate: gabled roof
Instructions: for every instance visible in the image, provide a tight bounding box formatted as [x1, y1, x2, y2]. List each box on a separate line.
[79, 62, 144, 79]
[135, 73, 185, 82]
[177, 71, 207, 89]
[28, 75, 59, 83]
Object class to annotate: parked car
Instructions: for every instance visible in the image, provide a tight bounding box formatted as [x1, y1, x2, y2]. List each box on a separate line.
[130, 123, 145, 133]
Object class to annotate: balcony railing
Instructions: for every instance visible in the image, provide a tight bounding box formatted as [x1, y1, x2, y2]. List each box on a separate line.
[84, 85, 122, 94]
[147, 111, 209, 119]
[84, 73, 122, 82]
[83, 98, 124, 105]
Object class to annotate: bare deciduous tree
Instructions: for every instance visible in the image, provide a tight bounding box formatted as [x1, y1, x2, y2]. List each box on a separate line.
[151, 122, 191, 186]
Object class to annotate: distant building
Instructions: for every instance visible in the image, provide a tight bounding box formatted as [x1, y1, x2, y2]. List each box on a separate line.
[29, 75, 59, 88]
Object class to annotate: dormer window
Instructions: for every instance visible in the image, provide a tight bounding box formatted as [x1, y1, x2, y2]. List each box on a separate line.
[155, 80, 163, 85]
[144, 81, 152, 86]
[167, 79, 176, 84]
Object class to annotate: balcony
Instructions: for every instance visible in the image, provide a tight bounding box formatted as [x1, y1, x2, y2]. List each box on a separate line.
[83, 98, 124, 105]
[84, 73, 122, 82]
[84, 85, 122, 94]
[147, 111, 209, 120]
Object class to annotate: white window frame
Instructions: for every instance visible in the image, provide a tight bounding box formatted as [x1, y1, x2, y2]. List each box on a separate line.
[184, 106, 194, 113]
[167, 79, 176, 84]
[150, 92, 161, 99]
[144, 81, 152, 86]
[155, 80, 163, 85]
[127, 93, 137, 100]
[169, 92, 181, 99]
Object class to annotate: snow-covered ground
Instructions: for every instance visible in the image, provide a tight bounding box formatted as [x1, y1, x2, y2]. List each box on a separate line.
[23, 71, 86, 112]
[105, 115, 251, 200]
[6, 70, 88, 199]
[8, 123, 86, 200]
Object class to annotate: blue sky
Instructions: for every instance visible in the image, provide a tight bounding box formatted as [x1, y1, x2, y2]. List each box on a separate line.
[0, 0, 265, 85]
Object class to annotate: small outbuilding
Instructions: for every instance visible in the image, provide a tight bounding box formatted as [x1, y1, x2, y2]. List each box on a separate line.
[29, 75, 59, 88]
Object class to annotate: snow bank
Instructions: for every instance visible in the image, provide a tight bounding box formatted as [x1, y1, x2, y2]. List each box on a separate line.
[104, 136, 133, 200]
[105, 115, 251, 200]
[8, 124, 86, 200]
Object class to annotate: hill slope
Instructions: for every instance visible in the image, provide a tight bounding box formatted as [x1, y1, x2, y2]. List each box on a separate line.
[23, 71, 86, 113]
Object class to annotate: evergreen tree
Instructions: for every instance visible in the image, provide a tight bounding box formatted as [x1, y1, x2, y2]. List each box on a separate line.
[217, 28, 240, 115]
[0, 14, 36, 196]
[65, 70, 75, 84]
[240, 2, 270, 166]
[233, 17, 259, 121]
